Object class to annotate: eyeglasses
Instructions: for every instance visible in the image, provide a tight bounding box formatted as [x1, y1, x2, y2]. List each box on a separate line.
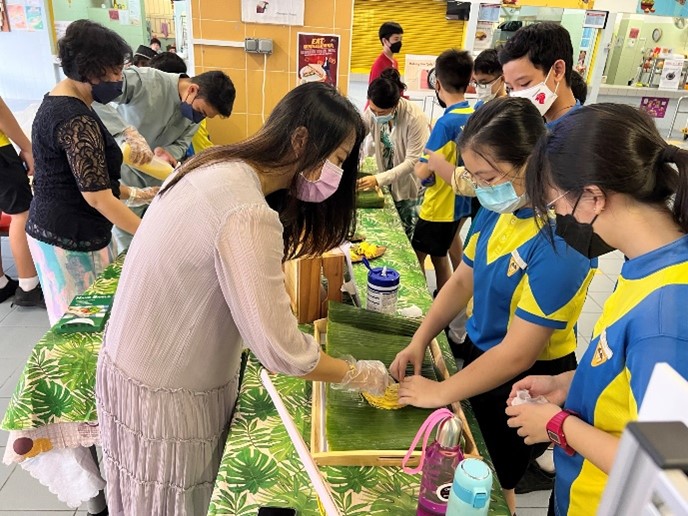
[461, 168, 509, 189]
[545, 190, 570, 218]
[470, 76, 503, 89]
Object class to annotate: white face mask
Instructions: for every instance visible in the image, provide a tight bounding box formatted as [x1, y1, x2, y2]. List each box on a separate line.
[509, 69, 559, 116]
[475, 77, 502, 103]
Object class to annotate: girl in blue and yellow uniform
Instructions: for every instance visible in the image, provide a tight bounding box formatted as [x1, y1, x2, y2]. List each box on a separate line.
[506, 103, 688, 516]
[391, 97, 596, 515]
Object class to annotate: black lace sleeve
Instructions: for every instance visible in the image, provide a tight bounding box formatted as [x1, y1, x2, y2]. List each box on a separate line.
[56, 114, 113, 193]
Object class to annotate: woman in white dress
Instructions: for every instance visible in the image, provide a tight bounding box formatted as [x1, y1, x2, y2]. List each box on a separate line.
[96, 82, 390, 515]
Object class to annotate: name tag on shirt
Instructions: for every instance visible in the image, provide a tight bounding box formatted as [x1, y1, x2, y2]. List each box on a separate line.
[507, 249, 528, 277]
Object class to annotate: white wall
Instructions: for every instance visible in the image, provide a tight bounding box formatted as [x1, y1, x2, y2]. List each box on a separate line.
[594, 0, 639, 12]
[0, 2, 57, 104]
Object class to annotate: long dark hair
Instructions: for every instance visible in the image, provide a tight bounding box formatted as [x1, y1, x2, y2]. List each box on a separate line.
[367, 68, 406, 109]
[162, 82, 366, 259]
[457, 96, 546, 170]
[526, 103, 688, 233]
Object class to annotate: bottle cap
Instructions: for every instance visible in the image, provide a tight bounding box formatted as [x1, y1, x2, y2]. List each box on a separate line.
[367, 266, 400, 287]
[435, 415, 463, 448]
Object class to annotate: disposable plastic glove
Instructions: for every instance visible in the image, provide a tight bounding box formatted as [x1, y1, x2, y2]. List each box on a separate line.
[125, 186, 159, 208]
[122, 127, 154, 165]
[332, 357, 391, 396]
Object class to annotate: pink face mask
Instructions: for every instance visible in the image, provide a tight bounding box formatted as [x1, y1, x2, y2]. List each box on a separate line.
[295, 159, 344, 203]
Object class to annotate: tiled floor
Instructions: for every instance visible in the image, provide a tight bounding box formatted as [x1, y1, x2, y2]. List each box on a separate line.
[0, 236, 625, 514]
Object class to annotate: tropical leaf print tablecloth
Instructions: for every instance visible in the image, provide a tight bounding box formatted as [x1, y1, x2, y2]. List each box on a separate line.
[0, 196, 510, 514]
[1, 256, 124, 463]
[209, 199, 511, 515]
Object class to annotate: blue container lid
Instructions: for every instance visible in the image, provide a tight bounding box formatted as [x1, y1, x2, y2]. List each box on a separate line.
[368, 267, 400, 287]
[452, 458, 492, 509]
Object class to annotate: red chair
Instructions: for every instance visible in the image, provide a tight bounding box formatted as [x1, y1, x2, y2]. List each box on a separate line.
[0, 212, 11, 237]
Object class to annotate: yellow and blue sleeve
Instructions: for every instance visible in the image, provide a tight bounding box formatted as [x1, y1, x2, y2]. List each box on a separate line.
[515, 239, 594, 329]
[420, 117, 453, 163]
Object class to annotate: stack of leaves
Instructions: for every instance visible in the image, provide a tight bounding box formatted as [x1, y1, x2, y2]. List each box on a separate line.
[325, 302, 438, 451]
[356, 189, 385, 209]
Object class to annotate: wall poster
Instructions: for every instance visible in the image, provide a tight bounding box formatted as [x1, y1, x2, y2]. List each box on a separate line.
[639, 96, 669, 118]
[242, 0, 304, 26]
[659, 58, 684, 90]
[297, 33, 340, 89]
[6, 3, 27, 30]
[405, 54, 437, 91]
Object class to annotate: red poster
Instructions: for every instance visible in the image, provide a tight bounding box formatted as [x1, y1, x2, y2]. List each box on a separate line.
[297, 33, 339, 89]
[639, 96, 669, 118]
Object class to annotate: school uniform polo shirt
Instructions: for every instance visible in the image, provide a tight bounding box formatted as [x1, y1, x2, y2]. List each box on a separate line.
[418, 101, 473, 223]
[553, 235, 688, 516]
[463, 208, 596, 359]
[546, 101, 582, 129]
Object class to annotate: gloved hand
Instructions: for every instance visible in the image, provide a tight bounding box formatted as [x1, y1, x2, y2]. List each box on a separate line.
[123, 127, 154, 165]
[332, 357, 391, 396]
[125, 186, 160, 208]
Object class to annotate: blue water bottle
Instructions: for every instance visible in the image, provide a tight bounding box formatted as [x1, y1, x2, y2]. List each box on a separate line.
[446, 458, 492, 516]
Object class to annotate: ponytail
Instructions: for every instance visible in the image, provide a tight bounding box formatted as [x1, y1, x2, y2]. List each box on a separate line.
[664, 145, 688, 233]
[367, 68, 405, 109]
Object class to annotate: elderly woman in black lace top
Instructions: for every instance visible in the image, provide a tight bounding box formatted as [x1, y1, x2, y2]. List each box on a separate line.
[28, 19, 155, 325]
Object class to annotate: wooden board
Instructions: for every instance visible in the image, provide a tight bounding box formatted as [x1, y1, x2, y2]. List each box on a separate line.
[311, 318, 480, 467]
[284, 249, 345, 324]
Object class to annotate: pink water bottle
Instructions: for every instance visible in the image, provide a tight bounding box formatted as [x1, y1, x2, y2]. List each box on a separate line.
[402, 409, 465, 516]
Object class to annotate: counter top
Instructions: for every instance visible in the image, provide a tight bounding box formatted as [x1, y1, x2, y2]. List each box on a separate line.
[599, 84, 688, 98]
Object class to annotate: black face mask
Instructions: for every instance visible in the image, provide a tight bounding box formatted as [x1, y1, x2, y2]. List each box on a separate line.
[91, 80, 123, 104]
[555, 200, 615, 259]
[389, 41, 402, 54]
[435, 90, 447, 109]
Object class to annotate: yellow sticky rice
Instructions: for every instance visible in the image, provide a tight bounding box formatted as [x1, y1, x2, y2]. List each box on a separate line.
[362, 383, 403, 410]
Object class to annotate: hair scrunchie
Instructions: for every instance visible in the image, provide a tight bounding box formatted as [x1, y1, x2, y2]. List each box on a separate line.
[662, 144, 681, 163]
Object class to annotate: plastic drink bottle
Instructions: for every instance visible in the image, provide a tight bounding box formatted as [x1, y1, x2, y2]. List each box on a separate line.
[401, 408, 465, 516]
[416, 415, 464, 515]
[446, 458, 493, 516]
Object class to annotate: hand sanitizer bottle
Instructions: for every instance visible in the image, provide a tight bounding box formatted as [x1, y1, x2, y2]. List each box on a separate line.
[417, 415, 464, 515]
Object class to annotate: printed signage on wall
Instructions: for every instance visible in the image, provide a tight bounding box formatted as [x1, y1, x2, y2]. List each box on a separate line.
[638, 0, 688, 16]
[583, 10, 608, 28]
[297, 33, 340, 89]
[659, 58, 684, 90]
[405, 54, 437, 91]
[7, 3, 26, 30]
[474, 22, 494, 51]
[639, 96, 670, 118]
[242, 0, 304, 26]
[477, 3, 500, 22]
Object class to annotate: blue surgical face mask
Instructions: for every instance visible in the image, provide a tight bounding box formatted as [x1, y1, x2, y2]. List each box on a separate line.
[90, 80, 123, 104]
[180, 92, 206, 123]
[475, 181, 527, 214]
[373, 112, 395, 124]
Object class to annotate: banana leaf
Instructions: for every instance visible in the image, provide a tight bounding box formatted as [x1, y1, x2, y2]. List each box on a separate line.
[325, 303, 438, 452]
[356, 189, 385, 209]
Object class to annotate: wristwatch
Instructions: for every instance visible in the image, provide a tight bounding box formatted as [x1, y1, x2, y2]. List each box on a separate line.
[546, 410, 576, 456]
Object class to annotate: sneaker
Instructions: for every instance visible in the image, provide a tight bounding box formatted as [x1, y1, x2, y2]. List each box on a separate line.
[0, 276, 19, 303]
[515, 459, 555, 494]
[12, 284, 46, 308]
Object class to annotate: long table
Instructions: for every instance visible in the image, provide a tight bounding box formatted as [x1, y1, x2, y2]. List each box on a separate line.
[1, 195, 509, 514]
[207, 199, 510, 515]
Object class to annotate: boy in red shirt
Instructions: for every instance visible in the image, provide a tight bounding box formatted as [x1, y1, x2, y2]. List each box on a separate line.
[368, 22, 403, 84]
